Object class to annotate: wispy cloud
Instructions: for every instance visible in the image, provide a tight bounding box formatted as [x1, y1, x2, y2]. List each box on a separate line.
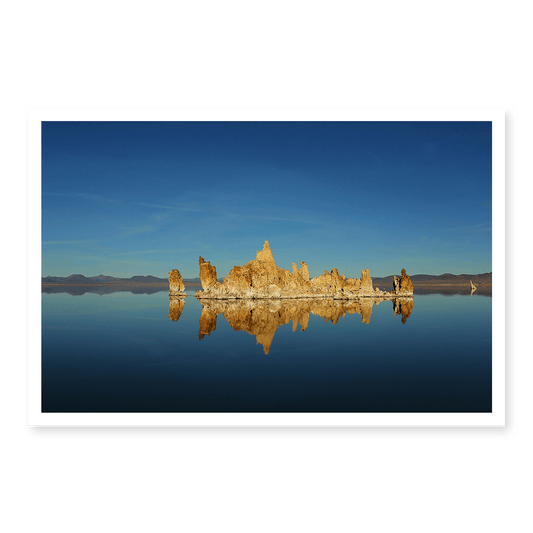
[135, 202, 203, 212]
[43, 192, 121, 204]
[78, 194, 121, 204]
[117, 225, 157, 238]
[42, 239, 104, 245]
[223, 212, 323, 225]
[111, 249, 194, 257]
[447, 223, 491, 232]
[136, 200, 323, 226]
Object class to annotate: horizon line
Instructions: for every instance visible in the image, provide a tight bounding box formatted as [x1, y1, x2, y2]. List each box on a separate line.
[41, 271, 493, 279]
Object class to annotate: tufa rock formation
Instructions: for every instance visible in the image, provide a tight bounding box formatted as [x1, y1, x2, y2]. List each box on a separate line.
[198, 257, 219, 290]
[470, 280, 477, 294]
[169, 269, 187, 297]
[194, 241, 414, 300]
[393, 269, 414, 296]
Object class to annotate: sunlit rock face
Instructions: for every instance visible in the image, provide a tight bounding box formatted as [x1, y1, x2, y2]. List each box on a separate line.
[362, 269, 375, 291]
[198, 257, 220, 291]
[196, 297, 409, 354]
[195, 241, 414, 299]
[392, 269, 414, 296]
[168, 298, 185, 321]
[169, 269, 187, 297]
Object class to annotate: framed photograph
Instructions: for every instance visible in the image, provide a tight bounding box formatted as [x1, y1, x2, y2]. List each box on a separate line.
[28, 108, 505, 426]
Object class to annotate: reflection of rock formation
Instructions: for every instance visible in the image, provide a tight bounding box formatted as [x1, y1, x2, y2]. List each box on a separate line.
[311, 298, 378, 325]
[169, 269, 187, 297]
[195, 241, 414, 299]
[197, 297, 412, 354]
[392, 298, 413, 324]
[168, 298, 185, 321]
[199, 305, 218, 340]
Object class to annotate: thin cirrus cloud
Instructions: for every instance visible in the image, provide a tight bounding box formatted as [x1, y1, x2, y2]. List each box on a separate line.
[43, 192, 121, 204]
[117, 225, 158, 238]
[136, 201, 323, 226]
[223, 211, 323, 225]
[135, 202, 204, 212]
[446, 223, 491, 232]
[111, 249, 194, 257]
[42, 239, 104, 245]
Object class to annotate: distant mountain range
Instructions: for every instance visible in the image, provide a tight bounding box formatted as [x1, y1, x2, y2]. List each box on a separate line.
[372, 272, 492, 286]
[42, 273, 491, 286]
[42, 274, 202, 285]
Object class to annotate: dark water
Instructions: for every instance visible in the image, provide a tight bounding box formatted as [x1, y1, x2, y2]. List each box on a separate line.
[41, 289, 492, 412]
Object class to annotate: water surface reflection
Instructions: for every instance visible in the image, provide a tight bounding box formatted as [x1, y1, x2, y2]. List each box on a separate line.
[190, 297, 413, 354]
[41, 291, 491, 412]
[168, 297, 185, 321]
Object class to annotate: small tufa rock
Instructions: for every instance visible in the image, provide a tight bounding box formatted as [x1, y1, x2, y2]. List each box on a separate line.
[393, 269, 413, 295]
[470, 280, 477, 295]
[169, 269, 187, 297]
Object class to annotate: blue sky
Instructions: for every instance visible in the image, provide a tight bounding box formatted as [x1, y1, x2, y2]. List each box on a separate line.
[42, 121, 492, 279]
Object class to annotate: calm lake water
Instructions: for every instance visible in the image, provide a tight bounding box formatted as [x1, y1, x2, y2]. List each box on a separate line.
[41, 289, 492, 412]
